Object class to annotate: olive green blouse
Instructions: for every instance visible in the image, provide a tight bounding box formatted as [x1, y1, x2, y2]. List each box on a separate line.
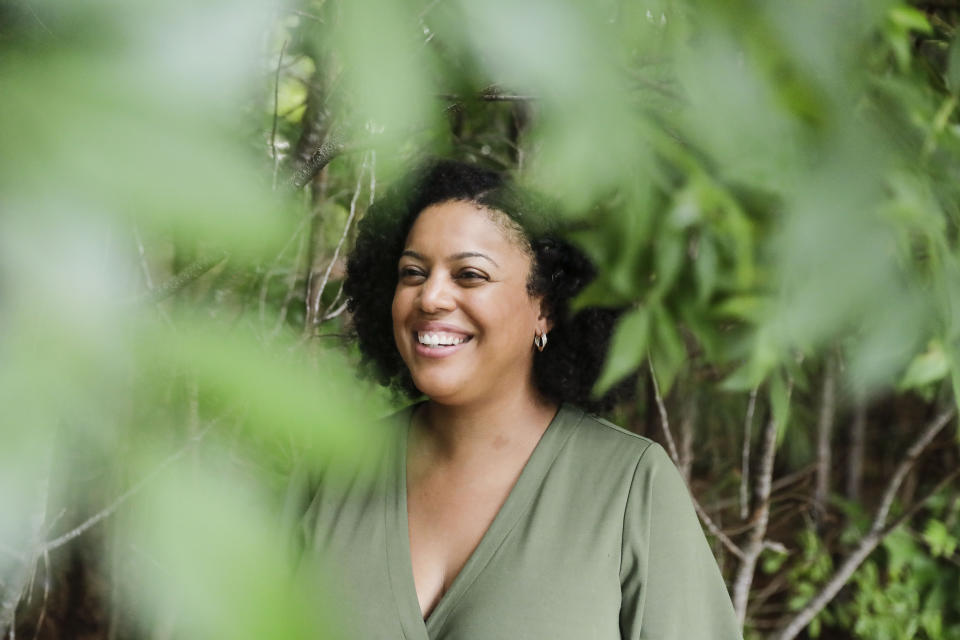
[299, 403, 741, 639]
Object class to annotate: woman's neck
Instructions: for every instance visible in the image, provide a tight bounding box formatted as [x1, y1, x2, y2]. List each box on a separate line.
[412, 389, 559, 465]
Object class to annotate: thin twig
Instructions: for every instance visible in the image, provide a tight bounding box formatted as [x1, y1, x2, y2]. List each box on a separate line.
[813, 354, 836, 525]
[271, 40, 289, 191]
[30, 549, 49, 640]
[772, 408, 956, 640]
[846, 399, 867, 501]
[692, 501, 746, 562]
[307, 154, 368, 328]
[648, 359, 680, 464]
[321, 300, 350, 322]
[740, 387, 758, 520]
[648, 358, 745, 560]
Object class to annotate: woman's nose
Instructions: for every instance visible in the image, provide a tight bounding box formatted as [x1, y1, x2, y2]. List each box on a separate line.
[418, 273, 455, 313]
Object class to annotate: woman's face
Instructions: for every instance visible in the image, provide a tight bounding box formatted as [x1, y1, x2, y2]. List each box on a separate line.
[391, 200, 547, 406]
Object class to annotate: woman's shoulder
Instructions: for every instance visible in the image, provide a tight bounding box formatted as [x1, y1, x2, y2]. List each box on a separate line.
[564, 404, 658, 453]
[560, 403, 672, 476]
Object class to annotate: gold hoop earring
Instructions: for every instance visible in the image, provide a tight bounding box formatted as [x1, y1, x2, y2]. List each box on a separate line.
[534, 330, 548, 352]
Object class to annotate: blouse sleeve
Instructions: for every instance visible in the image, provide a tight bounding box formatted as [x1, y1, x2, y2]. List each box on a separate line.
[619, 442, 742, 640]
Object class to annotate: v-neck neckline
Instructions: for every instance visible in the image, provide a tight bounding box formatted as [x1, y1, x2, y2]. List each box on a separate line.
[383, 403, 583, 639]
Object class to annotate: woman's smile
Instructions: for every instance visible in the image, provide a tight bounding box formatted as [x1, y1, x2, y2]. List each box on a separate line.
[412, 322, 474, 358]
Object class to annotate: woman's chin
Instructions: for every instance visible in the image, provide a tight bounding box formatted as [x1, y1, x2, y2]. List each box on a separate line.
[411, 374, 469, 404]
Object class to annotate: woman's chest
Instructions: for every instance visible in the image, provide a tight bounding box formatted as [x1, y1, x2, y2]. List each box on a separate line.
[405, 471, 519, 618]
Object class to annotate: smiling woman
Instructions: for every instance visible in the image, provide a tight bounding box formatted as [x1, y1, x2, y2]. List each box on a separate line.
[299, 160, 741, 639]
[344, 159, 618, 411]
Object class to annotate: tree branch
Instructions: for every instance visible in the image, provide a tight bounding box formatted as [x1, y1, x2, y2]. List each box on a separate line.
[290, 132, 346, 190]
[438, 90, 537, 103]
[732, 412, 780, 626]
[740, 387, 758, 520]
[304, 153, 368, 330]
[138, 252, 229, 304]
[733, 376, 793, 627]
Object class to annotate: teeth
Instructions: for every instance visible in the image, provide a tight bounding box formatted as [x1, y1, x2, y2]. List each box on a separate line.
[417, 332, 467, 347]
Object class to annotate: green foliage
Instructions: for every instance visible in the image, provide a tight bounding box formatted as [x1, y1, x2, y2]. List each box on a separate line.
[835, 524, 960, 640]
[2, 0, 959, 637]
[781, 529, 836, 638]
[782, 495, 960, 640]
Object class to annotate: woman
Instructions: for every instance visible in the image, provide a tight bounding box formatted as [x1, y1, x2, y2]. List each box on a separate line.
[300, 159, 741, 639]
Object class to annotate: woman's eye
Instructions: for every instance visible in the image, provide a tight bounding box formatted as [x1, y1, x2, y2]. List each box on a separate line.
[456, 270, 487, 282]
[399, 266, 425, 279]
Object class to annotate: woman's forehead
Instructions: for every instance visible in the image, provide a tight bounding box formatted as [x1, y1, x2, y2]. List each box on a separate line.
[403, 200, 531, 258]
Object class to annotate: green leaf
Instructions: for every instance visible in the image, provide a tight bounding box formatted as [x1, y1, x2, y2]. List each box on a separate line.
[946, 342, 960, 437]
[593, 306, 650, 396]
[888, 6, 933, 34]
[769, 370, 792, 444]
[761, 547, 788, 573]
[649, 306, 686, 395]
[652, 229, 685, 297]
[947, 36, 960, 96]
[898, 340, 950, 390]
[921, 518, 957, 557]
[714, 295, 767, 323]
[694, 235, 718, 304]
[884, 6, 932, 70]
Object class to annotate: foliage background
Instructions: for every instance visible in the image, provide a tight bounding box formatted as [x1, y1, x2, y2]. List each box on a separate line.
[2, 0, 960, 638]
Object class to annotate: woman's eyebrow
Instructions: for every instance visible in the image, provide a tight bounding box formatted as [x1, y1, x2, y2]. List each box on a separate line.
[450, 251, 499, 267]
[400, 249, 499, 268]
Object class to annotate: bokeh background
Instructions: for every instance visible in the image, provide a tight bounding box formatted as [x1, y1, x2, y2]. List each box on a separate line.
[2, 0, 959, 637]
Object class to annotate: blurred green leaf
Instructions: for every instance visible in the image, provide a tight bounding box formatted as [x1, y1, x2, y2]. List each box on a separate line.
[921, 518, 958, 557]
[948, 36, 960, 95]
[593, 306, 650, 396]
[769, 370, 792, 444]
[898, 340, 950, 390]
[884, 5, 932, 70]
[649, 305, 686, 395]
[694, 235, 719, 304]
[122, 464, 338, 639]
[652, 228, 685, 298]
[331, 0, 440, 134]
[140, 316, 386, 471]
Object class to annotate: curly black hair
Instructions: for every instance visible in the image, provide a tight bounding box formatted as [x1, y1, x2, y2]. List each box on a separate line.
[344, 158, 631, 412]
